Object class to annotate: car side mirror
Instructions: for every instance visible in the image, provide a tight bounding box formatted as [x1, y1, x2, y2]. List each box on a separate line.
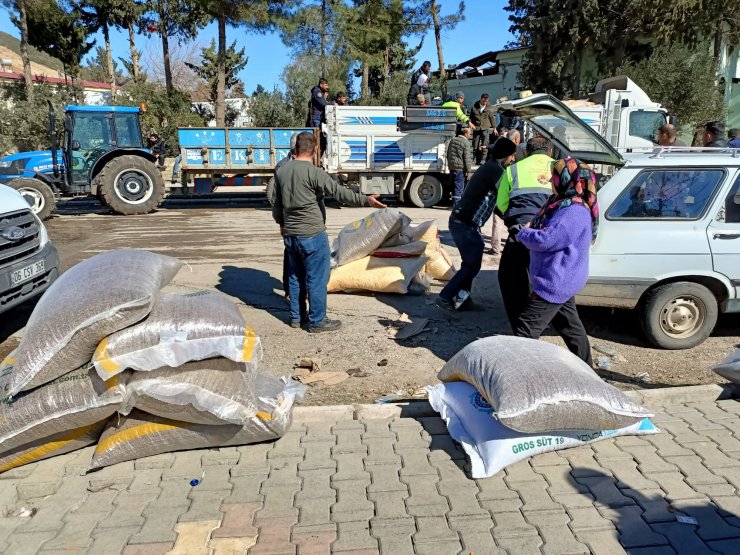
[667, 115, 678, 126]
[71, 140, 81, 151]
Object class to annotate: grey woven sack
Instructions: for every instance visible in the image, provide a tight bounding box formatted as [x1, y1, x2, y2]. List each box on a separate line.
[120, 358, 258, 425]
[3, 249, 182, 397]
[93, 291, 260, 379]
[437, 336, 653, 433]
[0, 365, 126, 455]
[712, 348, 740, 385]
[0, 421, 106, 474]
[333, 208, 411, 266]
[90, 373, 305, 469]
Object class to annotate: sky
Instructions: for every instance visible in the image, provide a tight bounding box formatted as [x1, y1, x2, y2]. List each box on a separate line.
[0, 0, 515, 93]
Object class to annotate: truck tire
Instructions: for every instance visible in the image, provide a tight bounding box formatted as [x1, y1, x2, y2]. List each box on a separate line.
[640, 282, 718, 349]
[8, 177, 56, 220]
[408, 175, 443, 208]
[265, 177, 275, 206]
[97, 155, 165, 215]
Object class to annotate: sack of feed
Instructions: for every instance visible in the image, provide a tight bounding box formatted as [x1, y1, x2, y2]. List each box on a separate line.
[4, 249, 181, 397]
[334, 209, 410, 266]
[0, 421, 106, 474]
[373, 241, 428, 258]
[89, 374, 305, 469]
[92, 291, 259, 379]
[120, 358, 257, 426]
[437, 336, 653, 433]
[327, 256, 427, 294]
[425, 247, 455, 281]
[0, 365, 126, 454]
[427, 382, 659, 478]
[712, 348, 740, 385]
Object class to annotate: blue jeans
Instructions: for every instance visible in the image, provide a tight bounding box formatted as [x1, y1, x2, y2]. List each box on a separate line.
[440, 217, 484, 301]
[284, 231, 330, 325]
[172, 155, 181, 178]
[451, 170, 466, 207]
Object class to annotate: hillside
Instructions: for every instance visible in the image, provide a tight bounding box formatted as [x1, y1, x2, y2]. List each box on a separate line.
[0, 31, 94, 81]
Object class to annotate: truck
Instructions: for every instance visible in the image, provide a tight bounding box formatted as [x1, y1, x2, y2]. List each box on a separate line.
[0, 103, 165, 220]
[175, 105, 457, 208]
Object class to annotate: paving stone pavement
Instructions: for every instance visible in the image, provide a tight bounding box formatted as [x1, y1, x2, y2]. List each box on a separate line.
[1, 399, 740, 554]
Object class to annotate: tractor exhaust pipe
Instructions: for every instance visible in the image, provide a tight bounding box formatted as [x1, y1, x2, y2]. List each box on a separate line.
[47, 100, 59, 178]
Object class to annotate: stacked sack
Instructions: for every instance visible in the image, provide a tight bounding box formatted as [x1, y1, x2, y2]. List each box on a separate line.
[0, 249, 303, 474]
[427, 336, 659, 479]
[328, 208, 456, 294]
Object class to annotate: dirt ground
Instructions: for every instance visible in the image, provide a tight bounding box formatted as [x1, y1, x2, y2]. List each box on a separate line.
[1, 197, 738, 406]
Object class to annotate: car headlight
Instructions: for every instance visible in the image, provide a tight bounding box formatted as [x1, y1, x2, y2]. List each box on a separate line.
[0, 161, 11, 168]
[34, 214, 49, 248]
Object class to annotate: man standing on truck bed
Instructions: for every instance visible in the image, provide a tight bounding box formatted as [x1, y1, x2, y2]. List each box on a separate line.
[442, 92, 474, 129]
[273, 132, 387, 333]
[407, 61, 432, 106]
[307, 78, 332, 128]
[470, 93, 498, 165]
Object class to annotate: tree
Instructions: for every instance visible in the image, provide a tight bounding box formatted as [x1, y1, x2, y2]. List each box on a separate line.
[197, 0, 294, 126]
[86, 46, 125, 83]
[425, 0, 464, 98]
[617, 45, 725, 136]
[186, 39, 248, 104]
[3, 0, 36, 100]
[113, 0, 146, 81]
[142, 39, 202, 91]
[279, 0, 341, 78]
[247, 87, 300, 126]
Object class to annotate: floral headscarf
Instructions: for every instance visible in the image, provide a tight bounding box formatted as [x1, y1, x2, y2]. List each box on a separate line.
[530, 157, 599, 240]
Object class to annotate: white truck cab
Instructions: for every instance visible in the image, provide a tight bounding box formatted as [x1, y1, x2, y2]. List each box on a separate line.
[495, 94, 740, 350]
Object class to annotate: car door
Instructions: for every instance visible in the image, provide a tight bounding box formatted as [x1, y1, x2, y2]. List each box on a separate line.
[707, 170, 740, 300]
[493, 94, 624, 166]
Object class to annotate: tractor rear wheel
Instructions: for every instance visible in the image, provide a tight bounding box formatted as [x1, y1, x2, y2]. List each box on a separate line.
[97, 155, 165, 215]
[7, 177, 56, 220]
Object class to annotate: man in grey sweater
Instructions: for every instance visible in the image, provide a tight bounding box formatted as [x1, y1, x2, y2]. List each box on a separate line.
[273, 132, 386, 332]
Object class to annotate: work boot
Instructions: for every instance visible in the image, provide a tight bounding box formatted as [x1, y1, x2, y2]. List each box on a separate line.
[434, 296, 456, 313]
[307, 318, 342, 333]
[454, 290, 472, 310]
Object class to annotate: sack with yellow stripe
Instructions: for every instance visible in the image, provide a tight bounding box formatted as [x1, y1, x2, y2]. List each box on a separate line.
[90, 373, 305, 469]
[93, 291, 260, 380]
[0, 421, 106, 474]
[0, 364, 126, 456]
[120, 358, 258, 426]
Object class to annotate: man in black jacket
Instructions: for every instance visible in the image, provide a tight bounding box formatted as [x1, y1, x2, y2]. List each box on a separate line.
[436, 138, 518, 312]
[470, 93, 498, 164]
[704, 121, 728, 147]
[307, 78, 331, 128]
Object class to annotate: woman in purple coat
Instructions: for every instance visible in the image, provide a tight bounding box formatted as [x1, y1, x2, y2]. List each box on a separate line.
[511, 157, 599, 366]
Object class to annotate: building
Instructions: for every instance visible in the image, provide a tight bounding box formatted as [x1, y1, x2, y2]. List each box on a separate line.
[191, 97, 252, 127]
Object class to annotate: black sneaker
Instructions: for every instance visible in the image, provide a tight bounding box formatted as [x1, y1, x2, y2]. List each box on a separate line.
[434, 297, 456, 312]
[307, 318, 342, 333]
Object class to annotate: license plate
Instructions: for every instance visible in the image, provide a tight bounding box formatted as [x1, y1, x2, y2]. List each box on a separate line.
[11, 260, 45, 286]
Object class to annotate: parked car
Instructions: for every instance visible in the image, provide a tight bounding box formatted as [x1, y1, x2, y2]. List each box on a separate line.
[0, 184, 60, 315]
[496, 95, 740, 349]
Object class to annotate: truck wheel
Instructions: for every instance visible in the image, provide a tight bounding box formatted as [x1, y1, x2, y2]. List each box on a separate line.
[97, 155, 165, 215]
[8, 177, 56, 220]
[265, 177, 275, 206]
[640, 282, 718, 349]
[408, 175, 443, 208]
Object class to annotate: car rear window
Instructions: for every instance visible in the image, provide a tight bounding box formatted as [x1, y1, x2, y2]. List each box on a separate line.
[606, 169, 725, 220]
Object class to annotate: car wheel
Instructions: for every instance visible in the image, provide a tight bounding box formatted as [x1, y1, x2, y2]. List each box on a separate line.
[408, 175, 443, 208]
[7, 177, 56, 220]
[640, 282, 718, 349]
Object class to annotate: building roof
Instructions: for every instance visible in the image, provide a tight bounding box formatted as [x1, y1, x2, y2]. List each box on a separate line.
[0, 71, 112, 91]
[434, 47, 527, 79]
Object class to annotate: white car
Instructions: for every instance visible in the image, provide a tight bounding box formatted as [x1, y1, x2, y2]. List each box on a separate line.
[497, 95, 740, 349]
[0, 184, 59, 315]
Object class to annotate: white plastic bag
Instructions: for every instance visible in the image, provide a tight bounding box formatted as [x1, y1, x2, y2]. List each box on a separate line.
[427, 382, 659, 479]
[712, 348, 740, 384]
[438, 336, 653, 432]
[93, 291, 260, 379]
[3, 249, 181, 396]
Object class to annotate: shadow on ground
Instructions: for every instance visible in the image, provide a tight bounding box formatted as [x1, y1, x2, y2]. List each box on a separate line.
[217, 265, 290, 324]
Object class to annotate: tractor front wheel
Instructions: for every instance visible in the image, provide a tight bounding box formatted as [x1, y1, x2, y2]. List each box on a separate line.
[97, 155, 165, 215]
[8, 177, 56, 220]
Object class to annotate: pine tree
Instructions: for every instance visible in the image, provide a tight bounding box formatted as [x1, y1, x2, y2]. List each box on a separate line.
[185, 39, 248, 103]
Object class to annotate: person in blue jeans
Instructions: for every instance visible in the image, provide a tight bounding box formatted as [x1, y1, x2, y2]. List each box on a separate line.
[272, 132, 386, 332]
[436, 137, 517, 311]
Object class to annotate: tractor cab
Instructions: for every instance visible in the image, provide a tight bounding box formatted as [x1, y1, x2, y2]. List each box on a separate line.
[2, 104, 164, 219]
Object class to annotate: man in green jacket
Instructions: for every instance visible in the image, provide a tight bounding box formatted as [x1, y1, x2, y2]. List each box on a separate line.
[273, 132, 386, 332]
[442, 92, 475, 128]
[446, 123, 474, 207]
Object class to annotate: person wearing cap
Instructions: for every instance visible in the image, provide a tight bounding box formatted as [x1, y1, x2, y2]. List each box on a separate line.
[435, 137, 518, 312]
[728, 128, 740, 148]
[407, 61, 432, 105]
[442, 92, 474, 128]
[447, 123, 474, 207]
[704, 121, 728, 147]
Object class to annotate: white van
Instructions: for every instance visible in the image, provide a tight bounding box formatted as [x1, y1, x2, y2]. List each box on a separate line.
[496, 95, 740, 349]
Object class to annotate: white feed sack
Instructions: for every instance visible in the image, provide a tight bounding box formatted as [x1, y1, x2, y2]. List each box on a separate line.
[90, 373, 306, 470]
[333, 208, 411, 266]
[712, 348, 740, 385]
[428, 382, 659, 479]
[3, 249, 182, 397]
[0, 364, 126, 454]
[438, 336, 653, 433]
[93, 291, 260, 379]
[120, 358, 258, 426]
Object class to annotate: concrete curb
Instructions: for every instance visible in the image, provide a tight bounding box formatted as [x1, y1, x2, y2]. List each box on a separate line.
[294, 383, 740, 421]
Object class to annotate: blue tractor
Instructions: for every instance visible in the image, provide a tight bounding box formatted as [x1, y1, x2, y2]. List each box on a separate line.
[0, 103, 165, 219]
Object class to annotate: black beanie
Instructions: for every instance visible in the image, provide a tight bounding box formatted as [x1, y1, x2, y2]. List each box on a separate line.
[487, 137, 517, 160]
